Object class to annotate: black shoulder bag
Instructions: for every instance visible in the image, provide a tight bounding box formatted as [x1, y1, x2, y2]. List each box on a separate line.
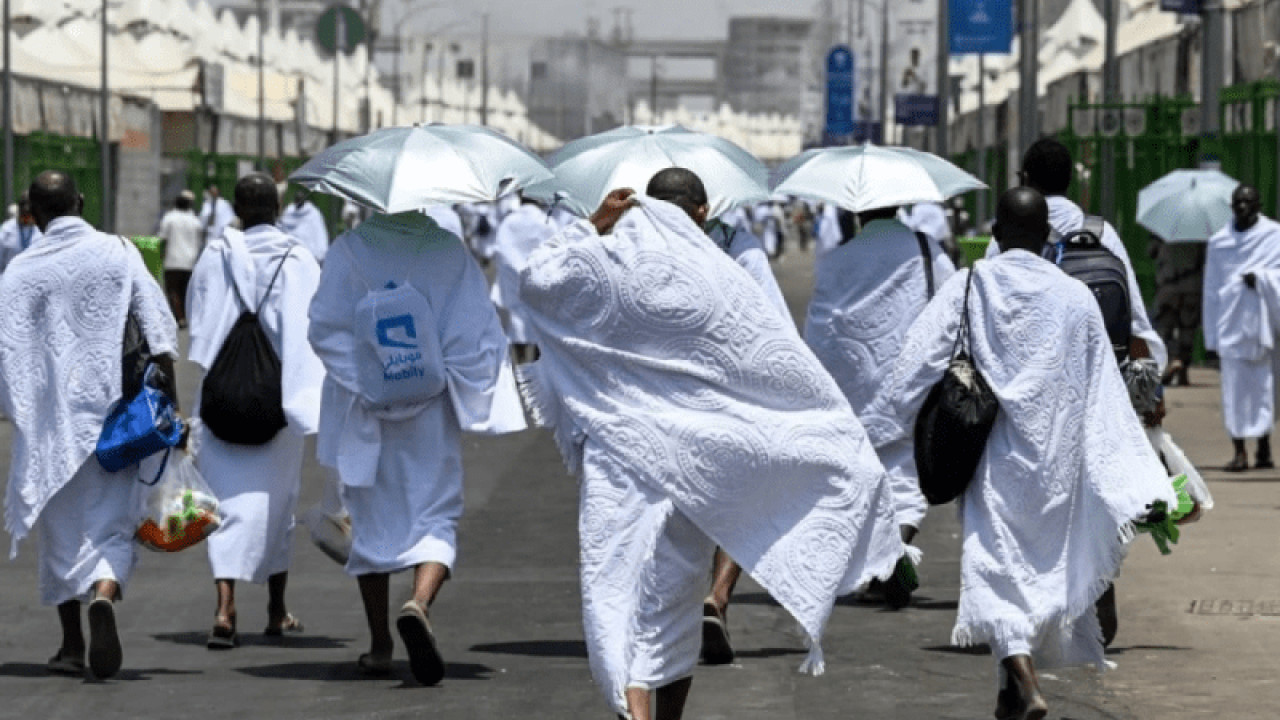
[913, 267, 999, 505]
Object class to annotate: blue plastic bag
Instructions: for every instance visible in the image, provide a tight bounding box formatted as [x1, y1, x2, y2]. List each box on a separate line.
[96, 366, 184, 473]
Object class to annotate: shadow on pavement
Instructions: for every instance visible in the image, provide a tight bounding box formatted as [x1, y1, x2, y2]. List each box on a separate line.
[733, 647, 806, 659]
[1105, 644, 1192, 655]
[921, 644, 992, 655]
[150, 630, 351, 649]
[235, 660, 495, 682]
[726, 592, 780, 607]
[0, 663, 201, 681]
[470, 640, 587, 658]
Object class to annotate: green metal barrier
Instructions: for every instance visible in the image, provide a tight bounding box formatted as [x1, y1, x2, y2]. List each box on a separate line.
[182, 151, 343, 239]
[129, 236, 165, 286]
[10, 133, 104, 227]
[1219, 79, 1279, 218]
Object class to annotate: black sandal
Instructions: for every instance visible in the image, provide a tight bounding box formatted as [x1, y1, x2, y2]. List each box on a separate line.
[207, 615, 239, 650]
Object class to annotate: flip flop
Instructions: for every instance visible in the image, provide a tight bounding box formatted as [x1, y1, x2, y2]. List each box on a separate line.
[46, 650, 85, 676]
[357, 652, 393, 677]
[87, 597, 122, 680]
[395, 600, 444, 686]
[207, 617, 240, 650]
[700, 601, 734, 665]
[263, 613, 304, 638]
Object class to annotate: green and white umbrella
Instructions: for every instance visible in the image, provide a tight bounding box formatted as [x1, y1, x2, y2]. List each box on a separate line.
[524, 124, 771, 218]
[770, 144, 985, 213]
[1137, 169, 1239, 243]
[290, 124, 553, 213]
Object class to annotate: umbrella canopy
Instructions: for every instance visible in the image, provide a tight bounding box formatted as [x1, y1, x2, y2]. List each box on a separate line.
[290, 124, 553, 214]
[770, 144, 985, 213]
[525, 124, 771, 218]
[1137, 169, 1239, 243]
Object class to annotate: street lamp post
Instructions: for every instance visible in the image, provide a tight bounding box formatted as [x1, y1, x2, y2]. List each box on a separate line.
[3, 0, 13, 208]
[1017, 0, 1039, 157]
[257, 0, 265, 167]
[1101, 0, 1118, 220]
[101, 0, 111, 231]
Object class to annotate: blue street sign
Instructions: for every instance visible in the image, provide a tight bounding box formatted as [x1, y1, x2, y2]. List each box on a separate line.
[825, 45, 855, 137]
[949, 0, 1013, 55]
[895, 95, 939, 127]
[1159, 0, 1201, 12]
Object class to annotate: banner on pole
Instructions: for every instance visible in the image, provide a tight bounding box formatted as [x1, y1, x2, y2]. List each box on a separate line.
[825, 45, 856, 137]
[949, 0, 1014, 55]
[891, 0, 939, 126]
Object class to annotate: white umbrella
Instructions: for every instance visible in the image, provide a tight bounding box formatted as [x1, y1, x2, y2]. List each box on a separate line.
[525, 124, 771, 219]
[290, 124, 553, 214]
[770, 144, 985, 213]
[1137, 169, 1239, 243]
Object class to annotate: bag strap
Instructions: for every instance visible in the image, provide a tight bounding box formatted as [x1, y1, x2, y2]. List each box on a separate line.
[1081, 215, 1107, 243]
[916, 231, 935, 299]
[138, 447, 172, 487]
[254, 246, 295, 315]
[952, 265, 978, 359]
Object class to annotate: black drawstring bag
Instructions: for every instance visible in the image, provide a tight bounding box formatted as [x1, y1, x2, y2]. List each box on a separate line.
[913, 267, 999, 505]
[199, 249, 293, 445]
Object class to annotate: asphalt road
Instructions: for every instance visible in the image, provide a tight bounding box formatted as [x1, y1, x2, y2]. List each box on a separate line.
[0, 244, 1274, 719]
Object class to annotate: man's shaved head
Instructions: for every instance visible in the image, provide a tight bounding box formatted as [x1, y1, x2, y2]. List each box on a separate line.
[28, 170, 82, 231]
[1232, 184, 1261, 231]
[993, 187, 1050, 255]
[234, 172, 280, 229]
[646, 167, 710, 226]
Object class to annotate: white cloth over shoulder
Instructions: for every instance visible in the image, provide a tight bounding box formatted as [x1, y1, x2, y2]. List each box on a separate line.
[1203, 217, 1280, 352]
[0, 219, 43, 273]
[985, 196, 1168, 370]
[278, 201, 330, 265]
[805, 218, 955, 529]
[490, 204, 561, 343]
[309, 212, 525, 490]
[424, 205, 465, 240]
[864, 251, 1177, 670]
[0, 216, 177, 556]
[706, 219, 790, 320]
[517, 198, 904, 680]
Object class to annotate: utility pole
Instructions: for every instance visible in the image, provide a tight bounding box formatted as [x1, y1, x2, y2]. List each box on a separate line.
[1017, 0, 1039, 157]
[977, 54, 988, 228]
[1101, 0, 1118, 220]
[100, 0, 111, 231]
[3, 0, 13, 208]
[936, 0, 949, 159]
[1200, 1, 1223, 146]
[480, 12, 490, 126]
[257, 0, 265, 167]
[879, 0, 889, 144]
[650, 56, 658, 121]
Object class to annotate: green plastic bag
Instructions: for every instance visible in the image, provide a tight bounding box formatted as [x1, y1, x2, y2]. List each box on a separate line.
[130, 236, 165, 288]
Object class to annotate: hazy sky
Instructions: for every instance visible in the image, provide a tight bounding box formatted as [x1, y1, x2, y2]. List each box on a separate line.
[213, 1, 816, 41]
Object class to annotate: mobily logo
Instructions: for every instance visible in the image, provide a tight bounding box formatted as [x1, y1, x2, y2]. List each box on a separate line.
[377, 314, 418, 349]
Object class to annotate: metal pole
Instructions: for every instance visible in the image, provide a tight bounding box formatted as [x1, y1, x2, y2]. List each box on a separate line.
[582, 36, 591, 135]
[936, 0, 949, 159]
[100, 0, 111, 231]
[480, 12, 489, 126]
[1201, 1, 1223, 142]
[257, 0, 265, 167]
[1100, 0, 1118, 220]
[3, 0, 13, 207]
[331, 42, 340, 144]
[879, 0, 889, 144]
[650, 56, 658, 119]
[977, 53, 987, 228]
[1017, 0, 1039, 156]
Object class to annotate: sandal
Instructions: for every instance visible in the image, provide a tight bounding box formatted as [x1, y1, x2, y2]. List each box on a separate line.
[396, 600, 445, 686]
[263, 612, 304, 638]
[357, 652, 393, 677]
[47, 649, 85, 676]
[700, 601, 734, 665]
[207, 615, 239, 650]
[87, 595, 123, 679]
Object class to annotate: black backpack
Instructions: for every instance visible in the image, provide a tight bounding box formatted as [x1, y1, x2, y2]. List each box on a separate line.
[1050, 216, 1132, 363]
[199, 248, 293, 445]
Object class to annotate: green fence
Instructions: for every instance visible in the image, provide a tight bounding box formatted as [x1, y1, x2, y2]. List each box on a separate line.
[1218, 79, 1279, 219]
[182, 151, 344, 237]
[1059, 97, 1200, 302]
[12, 133, 105, 227]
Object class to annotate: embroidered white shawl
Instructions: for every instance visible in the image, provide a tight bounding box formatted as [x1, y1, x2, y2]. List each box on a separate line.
[186, 225, 326, 433]
[490, 204, 561, 343]
[862, 250, 1177, 668]
[517, 198, 904, 670]
[0, 217, 177, 555]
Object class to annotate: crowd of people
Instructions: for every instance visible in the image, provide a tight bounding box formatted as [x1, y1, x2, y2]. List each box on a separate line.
[0, 132, 1247, 720]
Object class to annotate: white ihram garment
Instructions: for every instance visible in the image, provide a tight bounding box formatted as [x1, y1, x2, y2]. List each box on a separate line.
[0, 216, 176, 602]
[706, 219, 790, 320]
[490, 204, 561, 344]
[805, 219, 956, 530]
[187, 225, 325, 583]
[863, 251, 1176, 669]
[308, 213, 525, 576]
[1204, 217, 1280, 439]
[517, 199, 903, 714]
[278, 201, 330, 265]
[985, 196, 1168, 370]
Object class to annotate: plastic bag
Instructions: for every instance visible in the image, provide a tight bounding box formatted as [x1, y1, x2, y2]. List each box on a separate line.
[134, 449, 221, 552]
[1158, 430, 1213, 513]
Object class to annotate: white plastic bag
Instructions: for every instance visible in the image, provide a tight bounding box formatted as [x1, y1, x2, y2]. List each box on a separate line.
[133, 449, 222, 552]
[1156, 429, 1213, 515]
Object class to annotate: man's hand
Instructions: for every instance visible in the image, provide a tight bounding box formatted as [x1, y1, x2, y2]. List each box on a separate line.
[589, 189, 638, 235]
[1244, 271, 1258, 289]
